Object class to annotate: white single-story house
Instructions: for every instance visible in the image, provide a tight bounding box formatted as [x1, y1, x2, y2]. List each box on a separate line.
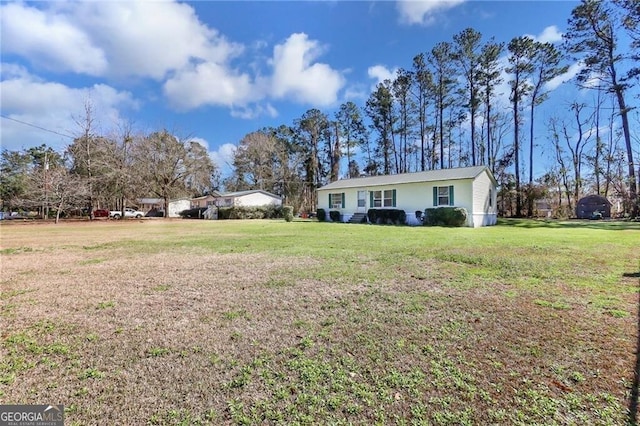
[216, 190, 282, 208]
[316, 165, 498, 227]
[137, 197, 191, 218]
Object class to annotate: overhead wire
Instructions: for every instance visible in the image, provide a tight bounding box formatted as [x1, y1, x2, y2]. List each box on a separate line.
[1, 114, 75, 139]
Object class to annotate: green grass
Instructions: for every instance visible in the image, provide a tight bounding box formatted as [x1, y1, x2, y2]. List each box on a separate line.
[0, 218, 638, 425]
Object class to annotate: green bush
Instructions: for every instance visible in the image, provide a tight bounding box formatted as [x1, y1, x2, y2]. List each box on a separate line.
[217, 206, 283, 220]
[317, 208, 327, 222]
[423, 207, 468, 227]
[329, 210, 341, 222]
[283, 206, 294, 222]
[367, 209, 407, 225]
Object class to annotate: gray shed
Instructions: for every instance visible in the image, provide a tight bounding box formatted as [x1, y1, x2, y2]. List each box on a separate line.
[576, 195, 611, 219]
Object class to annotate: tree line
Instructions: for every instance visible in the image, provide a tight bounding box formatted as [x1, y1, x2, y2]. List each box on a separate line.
[1, 103, 216, 222]
[1, 0, 638, 219]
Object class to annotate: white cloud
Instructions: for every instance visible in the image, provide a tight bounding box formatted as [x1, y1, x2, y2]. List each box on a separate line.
[0, 3, 108, 75]
[270, 33, 345, 106]
[163, 62, 255, 110]
[70, 1, 244, 80]
[0, 3, 346, 122]
[396, 0, 465, 26]
[368, 65, 398, 87]
[545, 61, 584, 91]
[525, 25, 563, 44]
[0, 1, 243, 80]
[209, 142, 237, 173]
[0, 70, 137, 151]
[230, 103, 278, 120]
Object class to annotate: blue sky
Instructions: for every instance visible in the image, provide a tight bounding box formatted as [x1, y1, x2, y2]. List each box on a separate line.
[1, 0, 585, 178]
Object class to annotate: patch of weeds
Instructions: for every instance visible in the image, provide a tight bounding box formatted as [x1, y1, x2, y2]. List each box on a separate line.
[230, 331, 243, 341]
[0, 247, 34, 255]
[1, 303, 16, 317]
[292, 319, 309, 329]
[152, 284, 171, 292]
[533, 299, 571, 310]
[78, 367, 104, 380]
[85, 333, 99, 342]
[82, 243, 113, 251]
[569, 371, 586, 383]
[431, 407, 474, 425]
[227, 365, 253, 389]
[504, 289, 518, 298]
[147, 347, 170, 357]
[298, 335, 314, 350]
[0, 371, 16, 385]
[78, 258, 106, 265]
[264, 277, 292, 288]
[227, 400, 251, 425]
[5, 331, 69, 356]
[96, 300, 115, 309]
[222, 309, 250, 321]
[604, 308, 629, 318]
[0, 288, 35, 300]
[209, 353, 222, 366]
[74, 387, 89, 397]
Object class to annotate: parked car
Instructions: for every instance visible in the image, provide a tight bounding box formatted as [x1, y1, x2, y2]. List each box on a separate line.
[93, 209, 109, 218]
[110, 208, 145, 219]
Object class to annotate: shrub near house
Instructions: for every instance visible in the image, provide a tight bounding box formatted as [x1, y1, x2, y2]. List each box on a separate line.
[423, 207, 468, 227]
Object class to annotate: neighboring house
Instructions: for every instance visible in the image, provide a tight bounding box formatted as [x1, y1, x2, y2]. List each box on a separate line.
[137, 197, 191, 218]
[576, 195, 611, 219]
[191, 193, 221, 209]
[138, 198, 163, 212]
[215, 190, 282, 208]
[316, 165, 498, 227]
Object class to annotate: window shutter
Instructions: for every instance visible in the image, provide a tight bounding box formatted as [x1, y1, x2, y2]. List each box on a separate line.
[433, 187, 438, 206]
[328, 193, 332, 207]
[370, 191, 374, 207]
[392, 189, 396, 207]
[449, 185, 454, 206]
[341, 192, 345, 208]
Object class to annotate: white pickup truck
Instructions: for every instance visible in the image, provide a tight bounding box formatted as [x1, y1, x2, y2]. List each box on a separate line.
[110, 208, 145, 219]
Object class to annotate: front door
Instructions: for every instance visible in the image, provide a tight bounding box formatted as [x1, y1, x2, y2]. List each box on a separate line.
[357, 190, 367, 213]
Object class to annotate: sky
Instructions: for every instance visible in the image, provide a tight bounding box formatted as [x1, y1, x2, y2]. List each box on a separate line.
[1, 0, 590, 179]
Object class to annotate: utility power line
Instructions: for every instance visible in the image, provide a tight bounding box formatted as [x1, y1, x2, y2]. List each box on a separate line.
[1, 114, 75, 139]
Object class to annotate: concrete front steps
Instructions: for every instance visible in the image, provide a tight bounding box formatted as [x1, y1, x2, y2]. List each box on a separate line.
[348, 212, 368, 224]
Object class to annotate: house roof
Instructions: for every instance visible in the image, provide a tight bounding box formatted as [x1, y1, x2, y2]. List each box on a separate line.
[318, 166, 495, 191]
[138, 198, 162, 204]
[191, 192, 221, 201]
[220, 189, 281, 199]
[577, 194, 612, 206]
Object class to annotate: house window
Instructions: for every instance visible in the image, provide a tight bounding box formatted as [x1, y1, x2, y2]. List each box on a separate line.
[433, 186, 454, 206]
[371, 190, 396, 208]
[330, 193, 344, 209]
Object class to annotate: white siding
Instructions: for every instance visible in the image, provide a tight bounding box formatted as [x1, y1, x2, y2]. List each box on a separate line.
[470, 170, 497, 227]
[318, 179, 477, 225]
[235, 192, 282, 207]
[167, 199, 191, 217]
